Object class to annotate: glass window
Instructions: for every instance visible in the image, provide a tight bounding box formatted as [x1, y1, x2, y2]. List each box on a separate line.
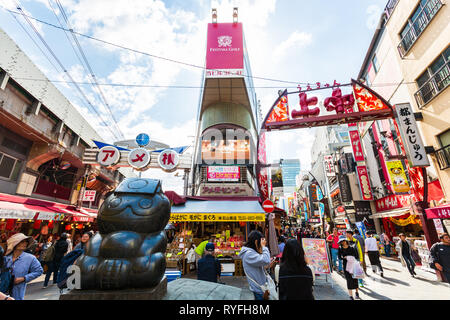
[10, 160, 22, 182]
[372, 55, 380, 73]
[438, 130, 450, 147]
[0, 153, 16, 179]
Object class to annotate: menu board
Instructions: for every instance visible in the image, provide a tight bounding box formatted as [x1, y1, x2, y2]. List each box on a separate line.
[302, 238, 331, 275]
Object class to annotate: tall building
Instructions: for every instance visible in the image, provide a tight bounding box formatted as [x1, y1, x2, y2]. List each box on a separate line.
[280, 159, 301, 195]
[357, 0, 449, 245]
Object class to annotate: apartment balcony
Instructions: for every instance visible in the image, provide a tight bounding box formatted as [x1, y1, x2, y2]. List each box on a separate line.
[436, 145, 450, 170]
[414, 60, 450, 108]
[397, 0, 443, 58]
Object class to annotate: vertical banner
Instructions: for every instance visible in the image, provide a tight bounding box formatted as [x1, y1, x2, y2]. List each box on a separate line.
[302, 238, 331, 275]
[323, 155, 335, 176]
[356, 166, 374, 201]
[355, 222, 368, 240]
[349, 130, 365, 162]
[394, 103, 430, 167]
[386, 160, 410, 194]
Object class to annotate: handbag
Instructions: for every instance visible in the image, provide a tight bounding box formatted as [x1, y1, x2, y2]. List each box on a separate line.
[244, 270, 278, 300]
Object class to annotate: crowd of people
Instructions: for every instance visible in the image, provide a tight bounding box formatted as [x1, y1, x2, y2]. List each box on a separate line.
[0, 230, 94, 300]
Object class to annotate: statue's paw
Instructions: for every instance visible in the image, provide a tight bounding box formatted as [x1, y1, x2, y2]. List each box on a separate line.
[130, 253, 166, 288]
[96, 258, 132, 290]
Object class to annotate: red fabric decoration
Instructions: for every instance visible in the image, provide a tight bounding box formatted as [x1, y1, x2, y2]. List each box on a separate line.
[48, 221, 54, 229]
[291, 93, 320, 118]
[324, 88, 355, 114]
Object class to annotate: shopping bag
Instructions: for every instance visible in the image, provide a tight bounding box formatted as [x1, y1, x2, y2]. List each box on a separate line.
[352, 263, 365, 279]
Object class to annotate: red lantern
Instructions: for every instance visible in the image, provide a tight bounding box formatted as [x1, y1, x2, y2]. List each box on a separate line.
[6, 219, 15, 231]
[65, 225, 72, 231]
[48, 221, 54, 229]
[76, 224, 83, 229]
[33, 220, 41, 230]
[239, 222, 247, 227]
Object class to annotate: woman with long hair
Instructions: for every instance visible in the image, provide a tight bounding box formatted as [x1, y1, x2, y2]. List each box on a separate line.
[278, 239, 314, 300]
[338, 237, 360, 300]
[238, 230, 272, 300]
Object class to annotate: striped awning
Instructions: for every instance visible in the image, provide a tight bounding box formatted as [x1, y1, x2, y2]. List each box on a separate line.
[369, 208, 412, 219]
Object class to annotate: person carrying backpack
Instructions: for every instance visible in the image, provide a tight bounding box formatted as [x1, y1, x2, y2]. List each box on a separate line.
[43, 233, 68, 288]
[56, 248, 84, 291]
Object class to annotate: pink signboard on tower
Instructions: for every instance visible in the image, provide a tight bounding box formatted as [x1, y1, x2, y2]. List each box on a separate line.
[206, 23, 244, 78]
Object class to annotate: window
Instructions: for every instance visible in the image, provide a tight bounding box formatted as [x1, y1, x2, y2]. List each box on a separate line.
[415, 46, 450, 107]
[436, 130, 450, 170]
[0, 152, 22, 181]
[398, 0, 443, 57]
[438, 129, 450, 148]
[372, 55, 380, 74]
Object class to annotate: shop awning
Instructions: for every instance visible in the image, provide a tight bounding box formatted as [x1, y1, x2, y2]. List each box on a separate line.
[170, 200, 266, 222]
[0, 193, 95, 222]
[369, 208, 412, 219]
[425, 204, 450, 219]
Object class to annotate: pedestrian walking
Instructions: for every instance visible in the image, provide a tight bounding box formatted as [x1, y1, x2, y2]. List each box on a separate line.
[395, 233, 417, 277]
[380, 232, 391, 257]
[365, 231, 384, 277]
[4, 233, 43, 300]
[44, 233, 69, 288]
[66, 233, 73, 252]
[197, 243, 221, 283]
[338, 236, 361, 300]
[239, 230, 273, 300]
[74, 232, 92, 251]
[278, 235, 286, 254]
[430, 233, 450, 284]
[353, 229, 367, 274]
[346, 230, 365, 287]
[277, 239, 314, 300]
[326, 228, 342, 273]
[39, 235, 54, 272]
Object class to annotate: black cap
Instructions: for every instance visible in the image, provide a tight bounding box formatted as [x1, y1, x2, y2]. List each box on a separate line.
[205, 242, 215, 252]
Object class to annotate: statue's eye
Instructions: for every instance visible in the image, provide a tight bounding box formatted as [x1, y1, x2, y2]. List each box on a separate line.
[139, 199, 153, 209]
[109, 197, 122, 208]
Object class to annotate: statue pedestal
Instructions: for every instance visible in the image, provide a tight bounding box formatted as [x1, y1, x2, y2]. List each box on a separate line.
[59, 276, 167, 300]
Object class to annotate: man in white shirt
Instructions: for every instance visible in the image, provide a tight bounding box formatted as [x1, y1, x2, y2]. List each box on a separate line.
[365, 231, 384, 277]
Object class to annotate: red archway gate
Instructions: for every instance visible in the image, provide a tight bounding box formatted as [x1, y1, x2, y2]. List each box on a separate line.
[257, 79, 439, 248]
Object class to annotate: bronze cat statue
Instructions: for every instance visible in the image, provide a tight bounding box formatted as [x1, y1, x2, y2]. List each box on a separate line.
[75, 178, 170, 290]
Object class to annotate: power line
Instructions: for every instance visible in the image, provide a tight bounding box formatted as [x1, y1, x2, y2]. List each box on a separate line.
[49, 0, 125, 140]
[12, 76, 418, 90]
[10, 1, 122, 141]
[1, 5, 325, 86]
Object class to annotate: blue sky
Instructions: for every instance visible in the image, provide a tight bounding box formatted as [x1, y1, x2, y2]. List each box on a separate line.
[0, 0, 388, 192]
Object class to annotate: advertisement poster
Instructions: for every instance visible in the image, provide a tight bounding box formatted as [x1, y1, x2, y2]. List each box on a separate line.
[302, 238, 331, 275]
[201, 140, 250, 161]
[386, 160, 410, 194]
[356, 166, 374, 201]
[266, 94, 289, 124]
[207, 166, 240, 182]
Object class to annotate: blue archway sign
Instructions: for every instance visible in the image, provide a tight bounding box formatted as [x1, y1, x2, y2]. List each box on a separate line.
[136, 133, 150, 147]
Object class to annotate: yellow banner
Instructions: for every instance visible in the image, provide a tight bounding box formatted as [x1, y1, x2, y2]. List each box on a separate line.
[169, 213, 266, 222]
[386, 161, 410, 194]
[389, 215, 420, 226]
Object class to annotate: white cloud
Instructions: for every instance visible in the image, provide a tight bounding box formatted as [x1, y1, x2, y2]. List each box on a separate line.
[273, 31, 313, 62]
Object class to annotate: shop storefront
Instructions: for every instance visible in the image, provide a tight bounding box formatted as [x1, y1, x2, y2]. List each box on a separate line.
[167, 197, 266, 276]
[0, 192, 96, 249]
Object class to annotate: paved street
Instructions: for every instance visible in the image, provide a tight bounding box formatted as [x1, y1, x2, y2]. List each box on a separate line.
[24, 257, 449, 300]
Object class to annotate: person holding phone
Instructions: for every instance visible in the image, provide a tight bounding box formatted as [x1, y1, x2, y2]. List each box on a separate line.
[239, 230, 273, 300]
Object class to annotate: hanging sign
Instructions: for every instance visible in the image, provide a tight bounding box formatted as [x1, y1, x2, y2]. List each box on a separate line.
[349, 130, 365, 162]
[158, 149, 180, 172]
[394, 103, 430, 167]
[97, 146, 121, 167]
[128, 148, 151, 169]
[207, 166, 240, 182]
[356, 166, 374, 201]
[323, 155, 335, 176]
[386, 160, 410, 194]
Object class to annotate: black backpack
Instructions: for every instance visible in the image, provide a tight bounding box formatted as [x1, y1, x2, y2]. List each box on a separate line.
[56, 249, 84, 290]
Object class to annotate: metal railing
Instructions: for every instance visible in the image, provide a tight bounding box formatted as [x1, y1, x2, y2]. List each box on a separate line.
[414, 59, 450, 107]
[436, 145, 450, 170]
[397, 0, 443, 57]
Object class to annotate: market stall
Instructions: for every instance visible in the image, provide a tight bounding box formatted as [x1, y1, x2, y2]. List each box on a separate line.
[168, 198, 266, 276]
